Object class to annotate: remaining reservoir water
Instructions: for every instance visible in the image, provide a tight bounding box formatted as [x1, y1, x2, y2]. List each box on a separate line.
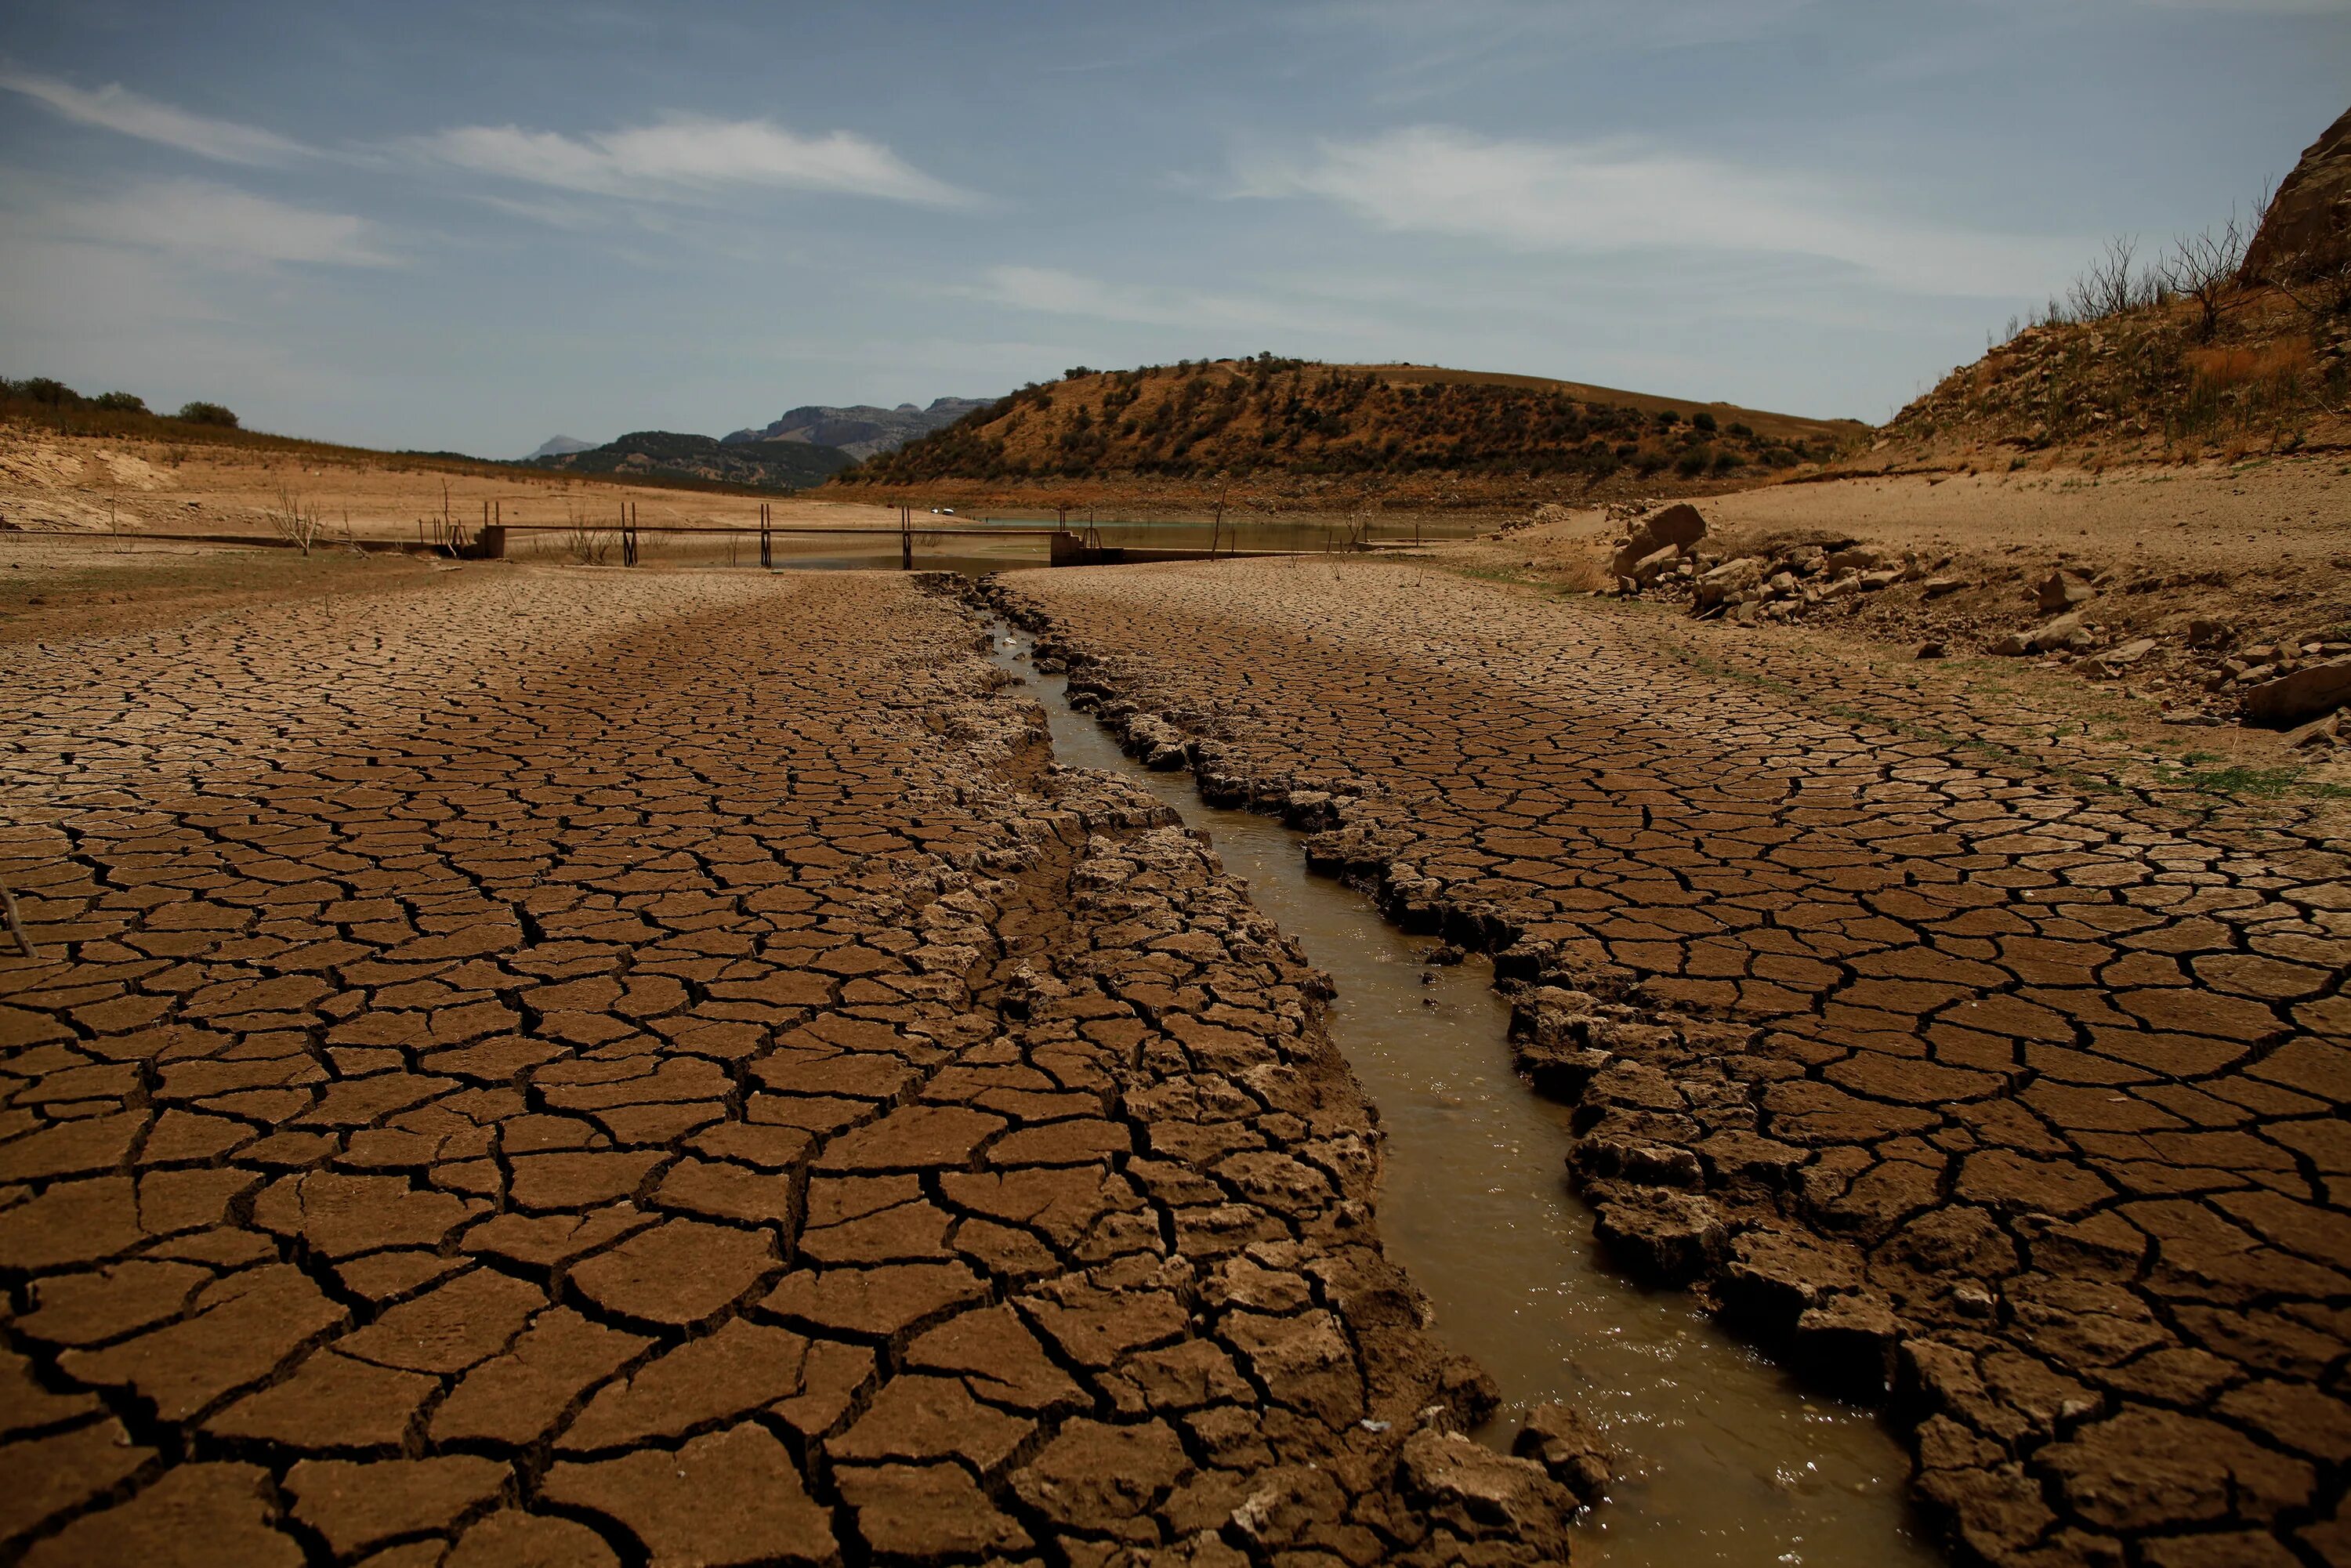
[984, 622, 1938, 1567]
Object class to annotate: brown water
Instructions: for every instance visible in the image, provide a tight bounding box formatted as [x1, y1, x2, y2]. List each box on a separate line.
[985, 623, 1939, 1567]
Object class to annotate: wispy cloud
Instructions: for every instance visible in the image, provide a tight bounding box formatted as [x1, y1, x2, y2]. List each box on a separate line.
[413, 115, 975, 208]
[27, 178, 393, 269]
[0, 67, 307, 165]
[960, 265, 1364, 335]
[1230, 126, 2081, 297]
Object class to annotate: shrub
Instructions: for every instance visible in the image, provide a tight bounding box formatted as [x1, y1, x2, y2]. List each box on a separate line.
[94, 391, 147, 413]
[1654, 407, 1681, 426]
[176, 400, 238, 428]
[1675, 447, 1711, 477]
[13, 377, 76, 406]
[1692, 411, 1718, 432]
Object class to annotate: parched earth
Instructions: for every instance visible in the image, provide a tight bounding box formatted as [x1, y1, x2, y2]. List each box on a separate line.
[0, 567, 1583, 1566]
[996, 557, 2351, 1568]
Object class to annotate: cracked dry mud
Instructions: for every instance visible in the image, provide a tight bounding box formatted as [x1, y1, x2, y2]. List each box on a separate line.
[995, 558, 2351, 1568]
[0, 567, 1580, 1567]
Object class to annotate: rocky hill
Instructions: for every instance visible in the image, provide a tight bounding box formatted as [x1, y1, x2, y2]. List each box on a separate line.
[1874, 103, 2351, 470]
[836, 359, 1860, 499]
[723, 397, 992, 461]
[528, 430, 854, 491]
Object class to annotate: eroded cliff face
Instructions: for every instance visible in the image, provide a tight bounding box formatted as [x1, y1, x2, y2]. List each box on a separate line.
[2242, 104, 2351, 283]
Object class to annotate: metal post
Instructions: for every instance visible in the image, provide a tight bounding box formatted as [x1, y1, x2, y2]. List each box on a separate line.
[900, 505, 912, 570]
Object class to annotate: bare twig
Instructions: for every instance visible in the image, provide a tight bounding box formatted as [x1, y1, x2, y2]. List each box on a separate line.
[1, 883, 38, 959]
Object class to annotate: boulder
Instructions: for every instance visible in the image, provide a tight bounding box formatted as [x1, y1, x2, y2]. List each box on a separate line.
[2037, 570, 2096, 613]
[1990, 632, 2031, 657]
[1512, 1402, 1612, 1504]
[2095, 637, 2158, 672]
[2241, 657, 2351, 728]
[1824, 545, 1882, 573]
[1609, 502, 1708, 576]
[1922, 576, 1965, 599]
[1914, 641, 1947, 660]
[1630, 544, 1681, 585]
[2026, 612, 2095, 654]
[1693, 557, 1761, 611]
[1639, 502, 1708, 549]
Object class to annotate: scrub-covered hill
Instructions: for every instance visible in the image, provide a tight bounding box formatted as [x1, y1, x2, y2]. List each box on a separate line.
[835, 357, 1862, 504]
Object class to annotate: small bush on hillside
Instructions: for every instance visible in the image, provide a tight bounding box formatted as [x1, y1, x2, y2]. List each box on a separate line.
[176, 401, 238, 428]
[1693, 411, 1718, 432]
[94, 391, 147, 413]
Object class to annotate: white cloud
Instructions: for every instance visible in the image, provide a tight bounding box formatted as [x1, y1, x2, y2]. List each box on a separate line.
[960, 265, 1367, 335]
[414, 115, 974, 208]
[30, 178, 393, 269]
[0, 68, 306, 165]
[1230, 125, 2083, 297]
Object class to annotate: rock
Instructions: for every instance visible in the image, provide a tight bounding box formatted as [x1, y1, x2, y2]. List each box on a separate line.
[1824, 545, 1882, 573]
[1395, 1429, 1579, 1553]
[2027, 613, 2095, 654]
[2038, 570, 2097, 613]
[1512, 1402, 1611, 1504]
[2186, 617, 2235, 650]
[2241, 657, 2351, 729]
[1914, 642, 1947, 660]
[1859, 569, 1901, 592]
[1610, 503, 1708, 576]
[2096, 637, 2158, 672]
[1693, 558, 1761, 611]
[1922, 576, 1965, 599]
[2288, 713, 2345, 750]
[1630, 545, 1681, 585]
[1641, 502, 1708, 549]
[1592, 1189, 1729, 1283]
[1991, 632, 2031, 657]
[2241, 105, 2351, 284]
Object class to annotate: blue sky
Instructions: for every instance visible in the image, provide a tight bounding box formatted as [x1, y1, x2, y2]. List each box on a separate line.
[2, 1, 2343, 456]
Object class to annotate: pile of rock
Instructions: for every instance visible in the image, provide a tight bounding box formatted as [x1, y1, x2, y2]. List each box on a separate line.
[1605, 504, 1939, 628]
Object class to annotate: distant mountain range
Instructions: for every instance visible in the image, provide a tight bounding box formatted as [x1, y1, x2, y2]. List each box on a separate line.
[722, 397, 994, 461]
[526, 431, 856, 491]
[525, 435, 597, 460]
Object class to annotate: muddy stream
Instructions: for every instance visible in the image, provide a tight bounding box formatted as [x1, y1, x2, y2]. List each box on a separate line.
[984, 622, 1936, 1566]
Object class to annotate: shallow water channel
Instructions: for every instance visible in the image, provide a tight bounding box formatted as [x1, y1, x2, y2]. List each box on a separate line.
[984, 624, 1937, 1567]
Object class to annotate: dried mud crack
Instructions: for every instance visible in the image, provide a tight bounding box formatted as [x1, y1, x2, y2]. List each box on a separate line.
[986, 557, 2351, 1568]
[0, 565, 1584, 1566]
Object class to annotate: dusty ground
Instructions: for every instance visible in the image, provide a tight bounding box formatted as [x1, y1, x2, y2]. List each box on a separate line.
[999, 556, 2351, 1567]
[0, 563, 1586, 1566]
[1469, 459, 2351, 739]
[0, 425, 904, 541]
